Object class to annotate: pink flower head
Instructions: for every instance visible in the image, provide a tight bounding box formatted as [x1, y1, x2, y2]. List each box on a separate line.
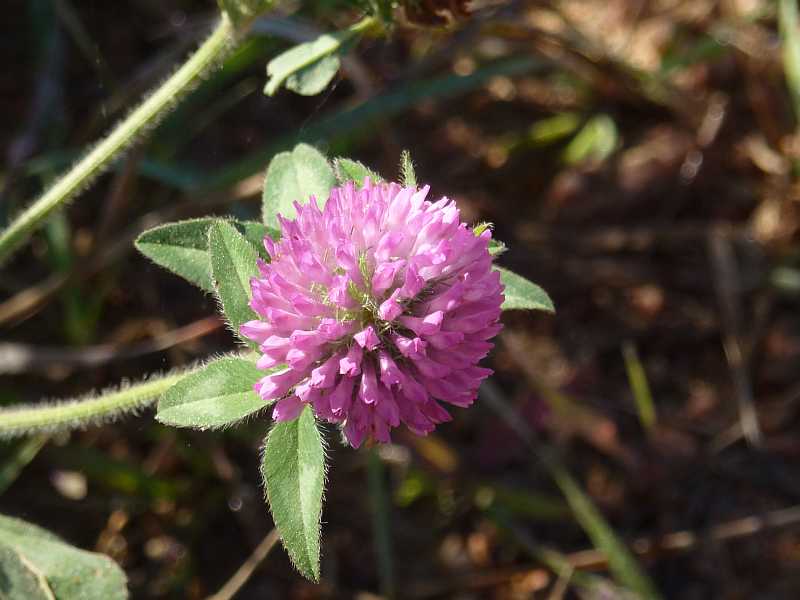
[241, 180, 503, 447]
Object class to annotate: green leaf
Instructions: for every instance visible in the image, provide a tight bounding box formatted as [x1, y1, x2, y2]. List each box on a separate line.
[239, 220, 275, 260]
[286, 54, 342, 96]
[209, 222, 260, 343]
[262, 406, 326, 582]
[0, 542, 53, 600]
[332, 157, 383, 187]
[0, 514, 128, 600]
[495, 266, 554, 312]
[136, 219, 276, 292]
[264, 33, 347, 96]
[135, 219, 277, 292]
[562, 114, 618, 165]
[262, 143, 336, 229]
[135, 218, 218, 292]
[264, 18, 375, 97]
[156, 357, 267, 430]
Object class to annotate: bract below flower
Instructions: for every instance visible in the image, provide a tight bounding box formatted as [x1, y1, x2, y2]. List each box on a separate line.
[242, 180, 503, 447]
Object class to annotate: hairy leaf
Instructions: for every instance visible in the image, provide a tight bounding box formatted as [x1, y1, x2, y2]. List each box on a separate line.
[157, 357, 267, 429]
[264, 27, 362, 96]
[209, 222, 260, 344]
[135, 218, 219, 292]
[495, 266, 554, 312]
[262, 143, 336, 228]
[332, 157, 383, 187]
[262, 406, 326, 582]
[286, 54, 341, 96]
[0, 514, 128, 599]
[0, 542, 53, 600]
[135, 219, 276, 292]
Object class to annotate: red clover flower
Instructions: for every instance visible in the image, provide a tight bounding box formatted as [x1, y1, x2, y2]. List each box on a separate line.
[241, 180, 503, 447]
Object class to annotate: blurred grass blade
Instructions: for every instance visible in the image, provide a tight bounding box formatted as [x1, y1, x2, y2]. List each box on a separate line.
[474, 484, 569, 521]
[488, 508, 639, 600]
[529, 113, 581, 146]
[0, 436, 47, 496]
[480, 382, 661, 599]
[563, 114, 618, 165]
[549, 464, 662, 600]
[622, 341, 657, 432]
[205, 56, 545, 189]
[771, 265, 800, 293]
[780, 0, 800, 124]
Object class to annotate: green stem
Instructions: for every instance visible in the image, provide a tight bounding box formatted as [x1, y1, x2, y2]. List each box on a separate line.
[0, 370, 189, 439]
[0, 15, 237, 264]
[367, 448, 395, 599]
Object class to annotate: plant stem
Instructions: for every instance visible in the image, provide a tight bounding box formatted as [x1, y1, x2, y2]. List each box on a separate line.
[0, 15, 236, 265]
[0, 370, 188, 439]
[367, 448, 395, 599]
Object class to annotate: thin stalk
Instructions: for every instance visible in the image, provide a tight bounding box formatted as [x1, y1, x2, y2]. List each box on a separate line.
[0, 370, 189, 439]
[0, 15, 236, 264]
[368, 448, 395, 599]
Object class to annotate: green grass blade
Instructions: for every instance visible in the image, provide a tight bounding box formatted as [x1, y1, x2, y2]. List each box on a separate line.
[622, 341, 657, 431]
[780, 0, 800, 124]
[203, 56, 544, 189]
[549, 464, 662, 600]
[0, 437, 47, 496]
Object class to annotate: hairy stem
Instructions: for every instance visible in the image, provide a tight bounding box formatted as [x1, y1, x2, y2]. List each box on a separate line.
[0, 370, 191, 439]
[0, 15, 236, 264]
